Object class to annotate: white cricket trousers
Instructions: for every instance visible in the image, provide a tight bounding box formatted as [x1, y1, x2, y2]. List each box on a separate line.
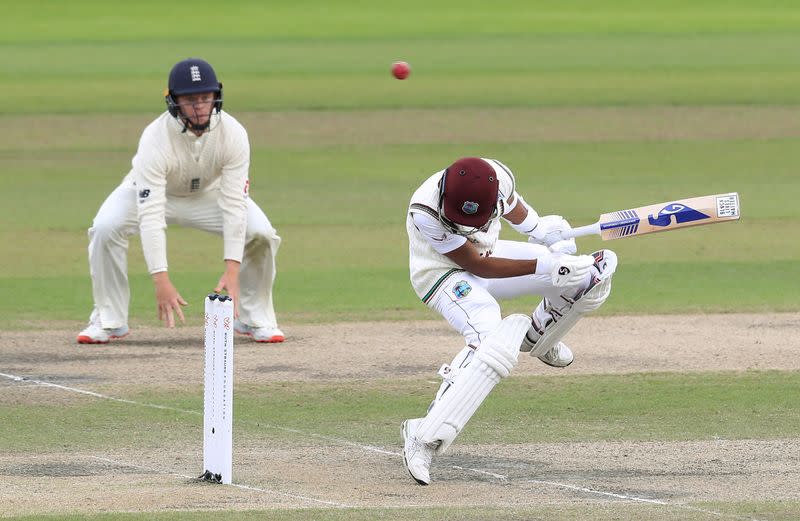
[87, 183, 281, 329]
[428, 240, 595, 347]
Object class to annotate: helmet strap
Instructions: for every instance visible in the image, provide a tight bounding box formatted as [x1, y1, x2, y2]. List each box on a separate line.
[177, 104, 219, 134]
[165, 90, 221, 135]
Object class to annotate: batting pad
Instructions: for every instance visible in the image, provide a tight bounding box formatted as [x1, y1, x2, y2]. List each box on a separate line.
[416, 314, 530, 452]
[529, 250, 617, 359]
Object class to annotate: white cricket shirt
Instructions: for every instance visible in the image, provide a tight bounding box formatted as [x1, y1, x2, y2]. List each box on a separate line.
[406, 158, 517, 303]
[123, 111, 250, 274]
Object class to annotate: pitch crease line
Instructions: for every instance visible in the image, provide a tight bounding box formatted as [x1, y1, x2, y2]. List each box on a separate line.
[524, 480, 764, 520]
[89, 456, 350, 508]
[530, 479, 667, 504]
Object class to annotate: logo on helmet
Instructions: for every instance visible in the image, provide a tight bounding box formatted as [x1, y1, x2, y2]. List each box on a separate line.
[165, 58, 224, 134]
[462, 201, 479, 215]
[439, 157, 501, 232]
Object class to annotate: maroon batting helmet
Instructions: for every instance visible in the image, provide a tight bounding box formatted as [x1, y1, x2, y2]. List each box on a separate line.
[438, 157, 500, 232]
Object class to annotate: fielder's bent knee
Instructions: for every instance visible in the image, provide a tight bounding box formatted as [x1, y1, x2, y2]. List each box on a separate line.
[247, 227, 280, 247]
[88, 222, 126, 242]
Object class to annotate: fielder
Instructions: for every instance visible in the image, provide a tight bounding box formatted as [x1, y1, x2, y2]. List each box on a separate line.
[402, 157, 617, 485]
[77, 58, 284, 344]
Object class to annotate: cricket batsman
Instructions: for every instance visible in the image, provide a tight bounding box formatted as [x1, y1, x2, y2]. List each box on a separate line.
[77, 58, 284, 344]
[402, 157, 618, 484]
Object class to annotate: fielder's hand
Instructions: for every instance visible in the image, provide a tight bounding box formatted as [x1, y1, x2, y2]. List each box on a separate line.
[549, 254, 594, 288]
[529, 215, 573, 247]
[215, 259, 241, 318]
[152, 272, 187, 327]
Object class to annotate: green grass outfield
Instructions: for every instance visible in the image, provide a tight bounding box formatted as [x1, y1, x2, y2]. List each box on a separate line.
[1, 1, 800, 520]
[1, 0, 799, 324]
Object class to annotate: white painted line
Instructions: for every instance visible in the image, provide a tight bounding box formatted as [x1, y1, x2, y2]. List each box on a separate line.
[527, 479, 766, 521]
[451, 465, 507, 480]
[528, 479, 668, 504]
[1, 372, 350, 507]
[0, 372, 396, 456]
[0, 372, 197, 414]
[89, 456, 351, 508]
[271, 424, 398, 456]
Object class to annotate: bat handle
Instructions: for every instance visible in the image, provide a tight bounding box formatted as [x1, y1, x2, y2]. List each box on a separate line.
[563, 222, 602, 239]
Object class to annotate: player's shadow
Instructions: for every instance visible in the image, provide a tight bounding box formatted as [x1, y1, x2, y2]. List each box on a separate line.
[118, 338, 201, 348]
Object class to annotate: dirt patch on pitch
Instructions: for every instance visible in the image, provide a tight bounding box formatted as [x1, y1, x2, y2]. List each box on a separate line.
[1, 313, 799, 517]
[1, 313, 798, 392]
[2, 437, 798, 516]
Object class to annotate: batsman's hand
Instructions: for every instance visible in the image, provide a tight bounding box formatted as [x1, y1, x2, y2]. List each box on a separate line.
[550, 254, 594, 288]
[215, 260, 241, 318]
[548, 238, 577, 255]
[152, 272, 187, 327]
[529, 215, 573, 247]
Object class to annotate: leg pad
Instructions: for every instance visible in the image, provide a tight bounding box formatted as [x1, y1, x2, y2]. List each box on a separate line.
[415, 314, 530, 452]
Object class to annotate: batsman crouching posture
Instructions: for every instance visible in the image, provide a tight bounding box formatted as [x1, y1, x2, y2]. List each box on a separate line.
[77, 58, 284, 344]
[402, 157, 617, 485]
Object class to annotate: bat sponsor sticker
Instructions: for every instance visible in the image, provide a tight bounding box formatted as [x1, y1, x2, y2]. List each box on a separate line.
[716, 193, 740, 218]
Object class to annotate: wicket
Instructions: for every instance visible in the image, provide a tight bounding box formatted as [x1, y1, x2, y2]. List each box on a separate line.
[200, 293, 234, 484]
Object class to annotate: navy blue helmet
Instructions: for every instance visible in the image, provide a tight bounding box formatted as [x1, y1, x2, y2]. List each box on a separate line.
[164, 58, 223, 126]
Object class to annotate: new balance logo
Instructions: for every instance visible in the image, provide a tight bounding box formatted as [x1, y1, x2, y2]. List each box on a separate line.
[138, 189, 150, 203]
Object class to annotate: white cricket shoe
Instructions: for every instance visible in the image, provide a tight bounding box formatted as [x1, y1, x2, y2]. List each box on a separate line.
[402, 418, 437, 485]
[233, 320, 285, 343]
[76, 322, 129, 345]
[537, 341, 574, 368]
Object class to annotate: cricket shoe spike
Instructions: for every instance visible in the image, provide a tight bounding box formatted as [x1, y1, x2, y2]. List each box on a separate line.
[233, 320, 285, 343]
[402, 418, 437, 485]
[77, 323, 129, 345]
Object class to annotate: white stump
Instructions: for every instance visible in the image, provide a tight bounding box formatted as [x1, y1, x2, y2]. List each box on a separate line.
[202, 294, 234, 484]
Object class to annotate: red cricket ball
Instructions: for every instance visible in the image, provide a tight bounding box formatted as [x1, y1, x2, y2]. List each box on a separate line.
[392, 61, 411, 80]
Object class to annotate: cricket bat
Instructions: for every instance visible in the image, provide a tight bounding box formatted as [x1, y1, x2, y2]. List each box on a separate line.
[565, 192, 740, 240]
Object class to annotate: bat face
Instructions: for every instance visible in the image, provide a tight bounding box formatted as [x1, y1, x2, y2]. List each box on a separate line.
[598, 193, 740, 240]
